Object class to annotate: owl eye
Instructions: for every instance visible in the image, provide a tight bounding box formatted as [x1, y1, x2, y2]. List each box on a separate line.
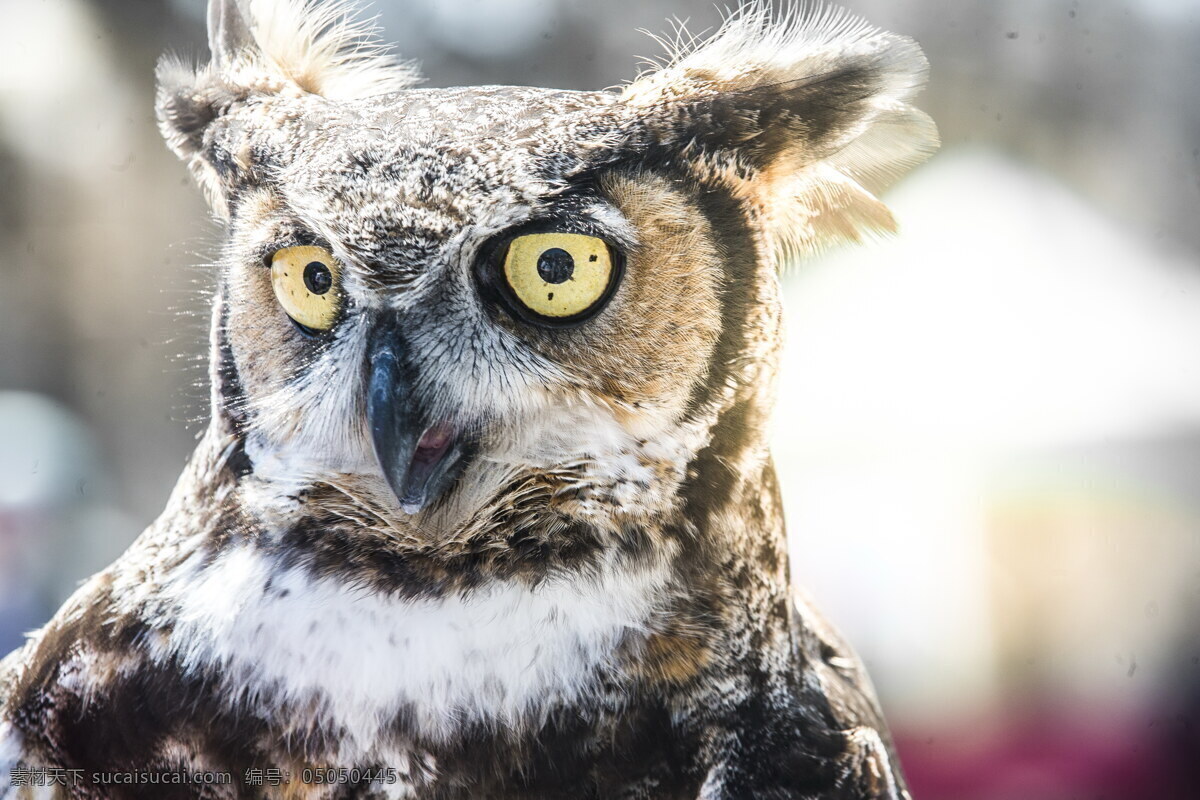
[500, 233, 617, 323]
[270, 245, 343, 332]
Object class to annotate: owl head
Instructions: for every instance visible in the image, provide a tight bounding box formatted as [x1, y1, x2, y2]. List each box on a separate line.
[156, 0, 935, 556]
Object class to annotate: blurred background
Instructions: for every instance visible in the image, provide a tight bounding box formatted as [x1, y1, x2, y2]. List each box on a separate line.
[1, 0, 1198, 795]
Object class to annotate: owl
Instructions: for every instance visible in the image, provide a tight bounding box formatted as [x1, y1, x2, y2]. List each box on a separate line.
[0, 0, 936, 797]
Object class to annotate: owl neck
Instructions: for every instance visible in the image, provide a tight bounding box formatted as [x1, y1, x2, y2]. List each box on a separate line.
[681, 376, 791, 592]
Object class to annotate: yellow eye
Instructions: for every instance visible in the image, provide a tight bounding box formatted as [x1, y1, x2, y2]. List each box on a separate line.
[270, 245, 342, 332]
[502, 233, 615, 321]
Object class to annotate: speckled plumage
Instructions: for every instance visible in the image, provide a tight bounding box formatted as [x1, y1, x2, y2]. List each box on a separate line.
[0, 1, 936, 797]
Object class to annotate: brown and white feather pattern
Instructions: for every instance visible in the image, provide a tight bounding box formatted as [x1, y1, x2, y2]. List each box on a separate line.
[1, 1, 934, 797]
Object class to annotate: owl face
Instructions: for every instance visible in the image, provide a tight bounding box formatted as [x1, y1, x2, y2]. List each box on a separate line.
[202, 87, 725, 531]
[158, 0, 936, 540]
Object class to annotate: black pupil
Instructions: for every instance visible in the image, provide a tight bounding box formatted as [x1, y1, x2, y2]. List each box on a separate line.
[536, 248, 574, 284]
[303, 261, 333, 295]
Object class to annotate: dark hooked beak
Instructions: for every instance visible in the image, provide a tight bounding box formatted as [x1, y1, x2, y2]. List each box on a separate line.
[366, 324, 468, 515]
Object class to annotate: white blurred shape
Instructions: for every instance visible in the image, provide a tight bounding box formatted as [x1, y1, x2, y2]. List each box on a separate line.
[779, 147, 1200, 458]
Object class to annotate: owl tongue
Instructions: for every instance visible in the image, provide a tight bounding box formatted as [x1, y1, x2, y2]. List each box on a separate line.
[399, 421, 457, 513]
[413, 422, 453, 463]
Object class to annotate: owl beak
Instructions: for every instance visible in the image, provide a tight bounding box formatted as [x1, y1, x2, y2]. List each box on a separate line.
[366, 335, 467, 515]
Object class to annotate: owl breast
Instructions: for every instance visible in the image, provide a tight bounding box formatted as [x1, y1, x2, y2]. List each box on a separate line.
[148, 541, 672, 749]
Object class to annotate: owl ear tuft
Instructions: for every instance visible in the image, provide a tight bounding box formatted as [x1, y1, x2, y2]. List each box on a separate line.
[207, 0, 257, 69]
[157, 0, 421, 216]
[620, 3, 939, 261]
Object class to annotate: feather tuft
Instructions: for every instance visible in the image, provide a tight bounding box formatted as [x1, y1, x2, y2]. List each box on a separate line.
[240, 0, 420, 99]
[623, 1, 939, 263]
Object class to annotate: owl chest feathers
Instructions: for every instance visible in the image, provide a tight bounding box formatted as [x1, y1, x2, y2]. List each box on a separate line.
[148, 539, 673, 750]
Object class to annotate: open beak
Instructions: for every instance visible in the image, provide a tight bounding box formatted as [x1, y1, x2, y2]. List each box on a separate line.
[365, 324, 468, 514]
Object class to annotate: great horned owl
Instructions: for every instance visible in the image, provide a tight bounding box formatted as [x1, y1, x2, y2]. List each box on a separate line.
[0, 0, 936, 797]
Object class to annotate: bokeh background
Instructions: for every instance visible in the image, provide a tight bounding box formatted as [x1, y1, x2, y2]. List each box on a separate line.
[2, 0, 1198, 795]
